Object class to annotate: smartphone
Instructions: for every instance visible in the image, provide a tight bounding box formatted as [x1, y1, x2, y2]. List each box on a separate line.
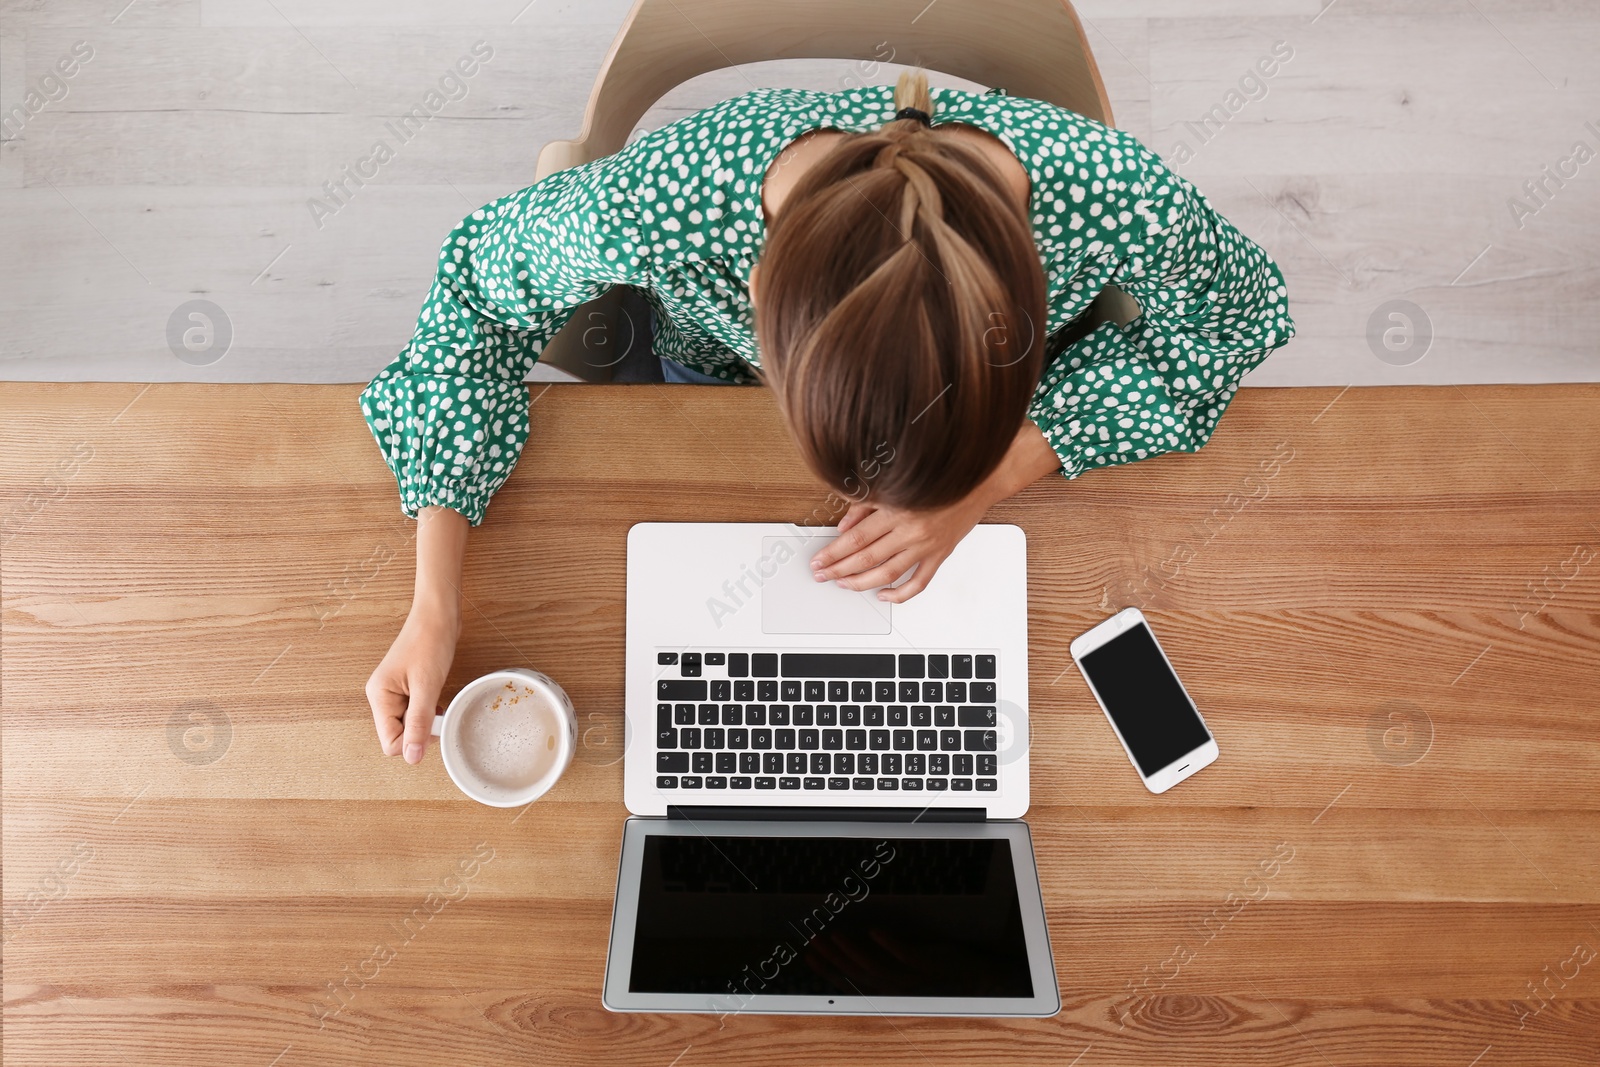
[1070, 608, 1218, 793]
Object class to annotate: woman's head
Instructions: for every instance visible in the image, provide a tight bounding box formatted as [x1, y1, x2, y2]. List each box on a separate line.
[754, 71, 1046, 510]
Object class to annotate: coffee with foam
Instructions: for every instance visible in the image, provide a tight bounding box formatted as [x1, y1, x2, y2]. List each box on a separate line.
[435, 672, 575, 806]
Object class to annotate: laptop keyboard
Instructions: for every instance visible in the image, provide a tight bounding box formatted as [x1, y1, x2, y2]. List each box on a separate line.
[653, 651, 1000, 794]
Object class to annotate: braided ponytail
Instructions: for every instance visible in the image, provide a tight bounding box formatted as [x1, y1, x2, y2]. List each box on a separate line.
[756, 70, 1046, 510]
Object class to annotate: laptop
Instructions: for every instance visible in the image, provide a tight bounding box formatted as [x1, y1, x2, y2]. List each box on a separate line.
[603, 522, 1058, 1016]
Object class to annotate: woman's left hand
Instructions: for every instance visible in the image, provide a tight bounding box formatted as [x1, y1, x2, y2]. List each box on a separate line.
[809, 491, 993, 604]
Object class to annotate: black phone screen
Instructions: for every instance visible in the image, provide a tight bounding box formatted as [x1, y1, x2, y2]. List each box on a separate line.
[1078, 622, 1211, 776]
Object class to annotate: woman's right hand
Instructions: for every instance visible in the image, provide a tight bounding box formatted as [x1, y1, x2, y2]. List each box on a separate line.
[366, 601, 461, 763]
[365, 505, 471, 764]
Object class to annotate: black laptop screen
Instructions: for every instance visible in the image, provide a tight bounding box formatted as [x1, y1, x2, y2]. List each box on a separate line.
[628, 835, 1035, 998]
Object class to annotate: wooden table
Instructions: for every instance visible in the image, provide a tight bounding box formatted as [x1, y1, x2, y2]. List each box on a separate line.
[3, 382, 1597, 1066]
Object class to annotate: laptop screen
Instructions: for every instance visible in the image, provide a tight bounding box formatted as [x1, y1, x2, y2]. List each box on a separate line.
[628, 834, 1034, 998]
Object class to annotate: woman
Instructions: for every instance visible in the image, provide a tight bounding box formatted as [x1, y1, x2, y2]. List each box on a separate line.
[361, 73, 1295, 764]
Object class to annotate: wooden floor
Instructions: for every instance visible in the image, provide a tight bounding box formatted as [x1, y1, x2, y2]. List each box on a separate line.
[2, 381, 1597, 1065]
[2, 0, 1598, 386]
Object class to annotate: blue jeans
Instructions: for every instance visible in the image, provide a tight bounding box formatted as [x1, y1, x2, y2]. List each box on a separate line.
[659, 356, 735, 385]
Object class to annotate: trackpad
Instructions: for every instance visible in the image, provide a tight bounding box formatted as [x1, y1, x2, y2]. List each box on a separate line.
[761, 536, 892, 635]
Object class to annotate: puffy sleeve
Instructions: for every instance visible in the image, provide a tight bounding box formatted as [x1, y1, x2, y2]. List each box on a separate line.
[359, 164, 644, 525]
[1026, 142, 1295, 478]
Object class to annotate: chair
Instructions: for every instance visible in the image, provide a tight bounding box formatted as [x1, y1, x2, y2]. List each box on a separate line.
[533, 0, 1138, 383]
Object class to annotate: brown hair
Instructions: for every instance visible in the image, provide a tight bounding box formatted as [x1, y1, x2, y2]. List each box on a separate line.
[755, 70, 1046, 509]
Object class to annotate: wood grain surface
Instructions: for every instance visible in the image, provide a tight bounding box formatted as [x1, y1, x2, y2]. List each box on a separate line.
[2, 382, 1598, 1066]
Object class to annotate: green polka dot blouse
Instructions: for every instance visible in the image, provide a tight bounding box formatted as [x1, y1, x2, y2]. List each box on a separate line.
[360, 85, 1295, 526]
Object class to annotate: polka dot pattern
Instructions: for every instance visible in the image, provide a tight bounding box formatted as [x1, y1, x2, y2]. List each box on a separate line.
[360, 85, 1295, 524]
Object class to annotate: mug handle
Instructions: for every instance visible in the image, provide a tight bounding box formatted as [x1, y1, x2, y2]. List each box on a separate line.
[430, 705, 446, 738]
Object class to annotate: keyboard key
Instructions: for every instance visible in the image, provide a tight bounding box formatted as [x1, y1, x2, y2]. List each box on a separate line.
[927, 777, 949, 791]
[906, 754, 925, 775]
[674, 703, 694, 725]
[964, 729, 997, 751]
[740, 752, 759, 773]
[912, 706, 932, 727]
[864, 706, 883, 726]
[935, 705, 955, 727]
[953, 655, 972, 679]
[734, 679, 755, 701]
[828, 681, 849, 702]
[693, 752, 713, 773]
[930, 754, 949, 775]
[976, 778, 998, 791]
[960, 706, 997, 727]
[658, 652, 678, 665]
[940, 730, 961, 751]
[800, 729, 820, 749]
[827, 777, 850, 790]
[883, 754, 902, 774]
[786, 753, 806, 774]
[898, 654, 925, 678]
[804, 680, 825, 701]
[976, 654, 996, 679]
[657, 728, 677, 748]
[822, 729, 843, 750]
[729, 729, 749, 749]
[658, 752, 688, 772]
[928, 654, 949, 679]
[916, 730, 937, 751]
[730, 776, 751, 789]
[852, 778, 875, 790]
[705, 652, 726, 665]
[810, 753, 830, 775]
[758, 680, 778, 701]
[840, 706, 860, 726]
[680, 776, 703, 788]
[710, 679, 731, 701]
[971, 682, 997, 702]
[715, 752, 735, 773]
[723, 706, 743, 726]
[776, 728, 796, 749]
[893, 730, 914, 751]
[951, 778, 973, 791]
[886, 706, 907, 726]
[763, 753, 784, 774]
[658, 679, 707, 700]
[704, 728, 725, 749]
[782, 680, 802, 701]
[756, 776, 776, 789]
[680, 728, 701, 749]
[899, 681, 920, 702]
[698, 704, 719, 725]
[946, 682, 967, 702]
[859, 754, 878, 775]
[657, 703, 672, 728]
[681, 653, 701, 676]
[833, 753, 854, 774]
[954, 754, 973, 775]
[752, 729, 772, 749]
[657, 775, 678, 788]
[902, 777, 924, 791]
[804, 777, 825, 790]
[869, 729, 890, 751]
[877, 777, 899, 790]
[728, 652, 749, 677]
[793, 705, 814, 726]
[745, 704, 766, 725]
[817, 705, 837, 726]
[846, 730, 867, 751]
[780, 777, 801, 789]
[852, 681, 873, 702]
[768, 705, 790, 726]
[923, 682, 943, 703]
[706, 776, 727, 789]
[782, 653, 896, 678]
[978, 754, 997, 775]
[752, 653, 778, 677]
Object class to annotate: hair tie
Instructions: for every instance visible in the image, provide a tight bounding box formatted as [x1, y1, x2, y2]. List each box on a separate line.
[894, 107, 933, 127]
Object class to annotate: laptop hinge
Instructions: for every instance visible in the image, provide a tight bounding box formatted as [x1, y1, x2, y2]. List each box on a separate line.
[666, 805, 987, 823]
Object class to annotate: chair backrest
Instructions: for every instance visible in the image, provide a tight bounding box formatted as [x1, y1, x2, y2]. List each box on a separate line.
[538, 0, 1114, 180]
[534, 0, 1130, 381]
